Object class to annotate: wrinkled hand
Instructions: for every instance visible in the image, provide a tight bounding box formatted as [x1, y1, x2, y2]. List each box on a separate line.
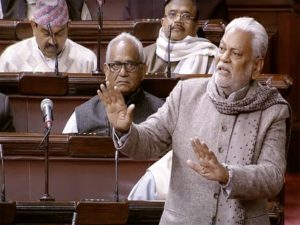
[97, 81, 134, 133]
[186, 138, 229, 184]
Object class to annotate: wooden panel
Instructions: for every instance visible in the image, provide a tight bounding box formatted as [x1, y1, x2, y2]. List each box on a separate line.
[0, 72, 293, 133]
[0, 133, 284, 225]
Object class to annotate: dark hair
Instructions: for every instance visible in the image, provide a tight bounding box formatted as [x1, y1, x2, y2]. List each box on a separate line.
[164, 0, 199, 21]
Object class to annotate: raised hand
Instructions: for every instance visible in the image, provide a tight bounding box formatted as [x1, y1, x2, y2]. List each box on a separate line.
[186, 138, 229, 184]
[97, 81, 134, 133]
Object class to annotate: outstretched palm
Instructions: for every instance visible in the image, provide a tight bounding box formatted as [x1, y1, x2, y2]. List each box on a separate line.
[187, 138, 228, 184]
[97, 81, 134, 133]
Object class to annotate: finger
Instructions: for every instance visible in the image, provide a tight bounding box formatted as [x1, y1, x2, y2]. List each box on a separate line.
[126, 104, 135, 123]
[191, 138, 204, 159]
[114, 85, 126, 106]
[186, 160, 207, 174]
[97, 83, 111, 106]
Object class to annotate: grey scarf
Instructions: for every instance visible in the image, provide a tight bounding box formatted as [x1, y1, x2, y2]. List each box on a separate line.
[207, 76, 288, 115]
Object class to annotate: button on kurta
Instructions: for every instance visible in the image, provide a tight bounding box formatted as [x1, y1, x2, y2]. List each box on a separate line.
[221, 125, 227, 132]
[218, 147, 223, 153]
[213, 193, 219, 199]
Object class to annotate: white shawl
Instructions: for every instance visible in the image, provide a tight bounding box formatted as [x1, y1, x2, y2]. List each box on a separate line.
[156, 28, 217, 74]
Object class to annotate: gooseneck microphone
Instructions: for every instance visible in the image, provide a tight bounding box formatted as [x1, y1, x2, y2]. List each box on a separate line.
[93, 0, 106, 75]
[47, 24, 59, 76]
[0, 144, 6, 202]
[167, 24, 172, 78]
[40, 98, 53, 130]
[39, 99, 55, 201]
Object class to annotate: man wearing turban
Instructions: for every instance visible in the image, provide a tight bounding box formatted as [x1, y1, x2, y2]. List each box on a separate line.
[0, 0, 96, 73]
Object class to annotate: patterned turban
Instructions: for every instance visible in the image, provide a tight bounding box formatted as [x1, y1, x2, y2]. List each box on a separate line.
[33, 0, 69, 26]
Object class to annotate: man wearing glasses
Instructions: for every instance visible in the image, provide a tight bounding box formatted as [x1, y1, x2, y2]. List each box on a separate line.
[144, 0, 217, 75]
[63, 32, 164, 134]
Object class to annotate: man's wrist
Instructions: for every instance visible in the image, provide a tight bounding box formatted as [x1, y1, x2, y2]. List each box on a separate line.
[115, 128, 130, 137]
[219, 165, 229, 185]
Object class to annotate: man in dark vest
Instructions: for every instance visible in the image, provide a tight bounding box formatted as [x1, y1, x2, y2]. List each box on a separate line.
[63, 32, 164, 134]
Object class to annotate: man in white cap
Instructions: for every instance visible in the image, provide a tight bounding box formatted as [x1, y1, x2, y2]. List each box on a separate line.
[0, 0, 96, 73]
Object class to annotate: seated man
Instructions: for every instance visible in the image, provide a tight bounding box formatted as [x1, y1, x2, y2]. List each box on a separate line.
[123, 0, 229, 22]
[0, 0, 96, 73]
[144, 0, 218, 75]
[63, 32, 164, 134]
[0, 0, 91, 20]
[0, 93, 15, 132]
[128, 150, 172, 200]
[130, 0, 220, 200]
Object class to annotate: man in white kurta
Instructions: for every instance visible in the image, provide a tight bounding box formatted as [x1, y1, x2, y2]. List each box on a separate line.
[0, 37, 96, 73]
[129, 0, 217, 201]
[0, 0, 96, 73]
[144, 0, 217, 76]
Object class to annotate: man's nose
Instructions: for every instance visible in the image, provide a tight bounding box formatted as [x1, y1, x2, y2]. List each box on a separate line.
[48, 36, 57, 46]
[174, 13, 182, 22]
[118, 64, 128, 76]
[220, 51, 230, 62]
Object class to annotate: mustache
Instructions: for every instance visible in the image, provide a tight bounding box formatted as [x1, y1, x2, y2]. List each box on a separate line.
[45, 43, 58, 49]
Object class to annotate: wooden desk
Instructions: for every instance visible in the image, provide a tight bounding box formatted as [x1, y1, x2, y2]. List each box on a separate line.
[0, 133, 282, 225]
[0, 133, 156, 202]
[11, 200, 281, 225]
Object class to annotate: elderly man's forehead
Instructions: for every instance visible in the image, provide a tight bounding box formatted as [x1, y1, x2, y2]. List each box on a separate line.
[221, 29, 254, 53]
[110, 40, 140, 58]
[164, 0, 197, 14]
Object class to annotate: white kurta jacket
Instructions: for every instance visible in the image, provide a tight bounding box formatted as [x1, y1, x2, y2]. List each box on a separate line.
[0, 37, 96, 73]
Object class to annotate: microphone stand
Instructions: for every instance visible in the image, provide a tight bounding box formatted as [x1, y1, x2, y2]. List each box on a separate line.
[114, 147, 119, 202]
[39, 128, 55, 201]
[0, 145, 5, 202]
[47, 24, 59, 76]
[93, 0, 105, 75]
[167, 25, 172, 78]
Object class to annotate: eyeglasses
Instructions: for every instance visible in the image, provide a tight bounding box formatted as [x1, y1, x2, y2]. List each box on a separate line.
[165, 11, 195, 22]
[107, 62, 143, 73]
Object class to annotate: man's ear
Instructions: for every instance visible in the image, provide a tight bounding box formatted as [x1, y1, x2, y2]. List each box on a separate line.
[103, 63, 109, 80]
[161, 17, 165, 30]
[193, 22, 199, 37]
[30, 20, 37, 35]
[253, 57, 264, 76]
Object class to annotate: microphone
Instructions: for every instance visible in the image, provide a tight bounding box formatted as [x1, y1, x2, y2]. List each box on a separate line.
[97, 0, 106, 7]
[93, 0, 105, 75]
[0, 144, 6, 202]
[167, 24, 172, 78]
[47, 24, 59, 76]
[40, 98, 54, 130]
